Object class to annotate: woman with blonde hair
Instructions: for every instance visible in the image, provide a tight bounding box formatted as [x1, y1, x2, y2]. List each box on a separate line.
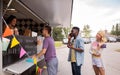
[90, 30, 107, 75]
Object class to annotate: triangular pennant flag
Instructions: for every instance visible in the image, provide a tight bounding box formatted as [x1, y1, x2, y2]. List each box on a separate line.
[2, 38, 10, 51]
[40, 69, 43, 75]
[38, 67, 42, 75]
[34, 57, 37, 65]
[36, 66, 39, 74]
[35, 66, 46, 75]
[19, 47, 27, 58]
[10, 37, 20, 48]
[38, 67, 41, 73]
[2, 26, 13, 37]
[36, 66, 42, 75]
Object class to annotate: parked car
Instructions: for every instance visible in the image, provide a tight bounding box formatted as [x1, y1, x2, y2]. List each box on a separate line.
[107, 37, 117, 42]
[116, 37, 120, 42]
[62, 38, 68, 44]
[83, 38, 91, 44]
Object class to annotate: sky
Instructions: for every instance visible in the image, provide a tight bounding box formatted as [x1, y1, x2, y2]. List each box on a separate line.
[71, 0, 120, 36]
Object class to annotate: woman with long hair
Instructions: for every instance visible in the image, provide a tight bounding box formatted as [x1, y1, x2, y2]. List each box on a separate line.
[90, 30, 107, 75]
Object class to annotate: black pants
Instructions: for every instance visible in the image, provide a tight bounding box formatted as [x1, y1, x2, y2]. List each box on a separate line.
[71, 62, 82, 75]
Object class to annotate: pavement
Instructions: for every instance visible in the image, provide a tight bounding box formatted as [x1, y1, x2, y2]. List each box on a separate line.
[56, 42, 120, 75]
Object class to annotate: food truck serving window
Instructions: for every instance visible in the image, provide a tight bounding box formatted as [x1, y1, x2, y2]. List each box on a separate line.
[1, 0, 73, 74]
[2, 0, 46, 70]
[3, 35, 37, 67]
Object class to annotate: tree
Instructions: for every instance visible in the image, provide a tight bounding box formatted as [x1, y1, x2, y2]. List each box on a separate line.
[82, 25, 91, 38]
[116, 24, 120, 36]
[63, 27, 70, 38]
[111, 23, 120, 36]
[52, 27, 64, 41]
[111, 25, 116, 35]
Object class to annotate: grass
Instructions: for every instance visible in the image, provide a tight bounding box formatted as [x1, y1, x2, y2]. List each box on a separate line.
[116, 49, 120, 52]
[55, 41, 63, 47]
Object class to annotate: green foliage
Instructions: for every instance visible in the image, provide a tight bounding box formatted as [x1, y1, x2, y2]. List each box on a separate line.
[82, 25, 91, 38]
[111, 25, 116, 35]
[52, 27, 64, 41]
[111, 24, 120, 36]
[55, 41, 63, 47]
[52, 27, 71, 41]
[116, 24, 120, 36]
[63, 27, 70, 38]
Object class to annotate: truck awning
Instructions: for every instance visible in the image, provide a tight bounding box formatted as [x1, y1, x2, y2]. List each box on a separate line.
[8, 0, 73, 27]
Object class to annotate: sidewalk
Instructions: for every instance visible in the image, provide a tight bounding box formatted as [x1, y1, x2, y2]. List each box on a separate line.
[57, 43, 120, 75]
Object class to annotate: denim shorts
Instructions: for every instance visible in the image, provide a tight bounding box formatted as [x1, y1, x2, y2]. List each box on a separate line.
[92, 57, 104, 67]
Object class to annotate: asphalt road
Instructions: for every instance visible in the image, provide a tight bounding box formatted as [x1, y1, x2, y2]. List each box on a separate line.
[56, 42, 120, 75]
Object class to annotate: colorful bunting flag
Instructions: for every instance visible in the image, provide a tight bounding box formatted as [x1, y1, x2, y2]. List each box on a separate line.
[38, 67, 41, 75]
[10, 37, 20, 48]
[34, 57, 37, 65]
[40, 69, 43, 75]
[38, 67, 41, 73]
[36, 66, 42, 75]
[19, 47, 27, 58]
[2, 38, 10, 51]
[36, 66, 39, 74]
[2, 26, 13, 37]
[2, 24, 44, 75]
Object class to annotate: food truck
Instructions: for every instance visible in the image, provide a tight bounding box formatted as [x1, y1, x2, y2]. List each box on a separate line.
[0, 0, 73, 75]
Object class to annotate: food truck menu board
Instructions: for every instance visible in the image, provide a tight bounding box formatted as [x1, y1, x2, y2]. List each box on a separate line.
[3, 35, 37, 67]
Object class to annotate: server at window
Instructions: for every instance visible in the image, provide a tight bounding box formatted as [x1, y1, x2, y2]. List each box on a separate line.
[6, 15, 19, 35]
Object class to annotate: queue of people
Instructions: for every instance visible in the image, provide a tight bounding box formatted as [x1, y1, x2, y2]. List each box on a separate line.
[67, 28, 106, 75]
[3, 15, 106, 75]
[33, 26, 106, 75]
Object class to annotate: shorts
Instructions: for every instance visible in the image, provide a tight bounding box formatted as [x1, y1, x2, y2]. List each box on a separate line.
[92, 57, 104, 67]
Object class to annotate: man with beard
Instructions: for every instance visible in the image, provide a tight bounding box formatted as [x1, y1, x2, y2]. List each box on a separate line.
[67, 27, 84, 75]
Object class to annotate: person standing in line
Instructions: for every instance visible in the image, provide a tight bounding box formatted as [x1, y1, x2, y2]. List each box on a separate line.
[67, 27, 84, 75]
[33, 25, 58, 75]
[90, 30, 106, 75]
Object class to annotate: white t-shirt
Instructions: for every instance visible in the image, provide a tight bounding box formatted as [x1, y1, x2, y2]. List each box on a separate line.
[90, 41, 103, 56]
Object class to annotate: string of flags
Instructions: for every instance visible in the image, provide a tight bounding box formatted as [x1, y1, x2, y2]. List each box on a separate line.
[2, 38, 10, 51]
[2, 17, 26, 58]
[20, 47, 27, 58]
[34, 58, 43, 75]
[10, 37, 20, 48]
[2, 18, 45, 75]
[26, 57, 44, 75]
[36, 65, 43, 75]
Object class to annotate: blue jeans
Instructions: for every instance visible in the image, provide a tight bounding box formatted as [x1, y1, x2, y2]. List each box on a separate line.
[71, 62, 82, 75]
[46, 57, 58, 75]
